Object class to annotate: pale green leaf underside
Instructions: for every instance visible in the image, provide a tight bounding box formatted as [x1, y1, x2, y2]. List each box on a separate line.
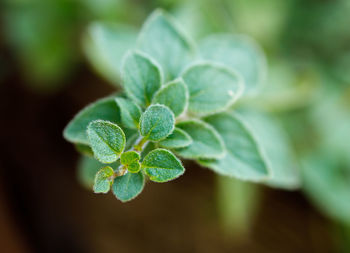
[84, 22, 137, 85]
[93, 166, 114, 194]
[201, 112, 269, 181]
[122, 50, 163, 107]
[115, 97, 142, 129]
[140, 104, 175, 141]
[142, 149, 185, 182]
[182, 62, 243, 116]
[112, 172, 145, 202]
[137, 9, 195, 81]
[199, 34, 267, 95]
[175, 120, 225, 159]
[87, 120, 126, 163]
[63, 96, 120, 146]
[159, 128, 192, 149]
[238, 109, 300, 189]
[152, 78, 189, 117]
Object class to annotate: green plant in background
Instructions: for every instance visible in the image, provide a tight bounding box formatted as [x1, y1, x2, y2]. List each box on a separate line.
[64, 9, 300, 202]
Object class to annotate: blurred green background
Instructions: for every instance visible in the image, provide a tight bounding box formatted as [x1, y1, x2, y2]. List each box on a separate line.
[0, 0, 349, 252]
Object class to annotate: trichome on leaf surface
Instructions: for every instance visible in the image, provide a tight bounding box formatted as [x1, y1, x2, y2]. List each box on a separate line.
[64, 9, 300, 202]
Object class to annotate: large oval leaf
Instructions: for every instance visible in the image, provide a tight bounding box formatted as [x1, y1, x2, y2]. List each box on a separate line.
[140, 104, 175, 141]
[137, 9, 195, 80]
[201, 112, 270, 181]
[63, 96, 120, 145]
[182, 62, 244, 116]
[87, 120, 126, 163]
[199, 34, 267, 95]
[142, 149, 185, 182]
[112, 172, 145, 202]
[122, 50, 163, 107]
[152, 78, 188, 117]
[175, 120, 225, 159]
[84, 23, 137, 85]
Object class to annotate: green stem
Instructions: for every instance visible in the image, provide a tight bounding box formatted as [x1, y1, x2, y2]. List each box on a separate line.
[216, 175, 260, 241]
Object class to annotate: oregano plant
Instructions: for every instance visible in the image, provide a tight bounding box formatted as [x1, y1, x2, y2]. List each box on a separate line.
[64, 9, 300, 202]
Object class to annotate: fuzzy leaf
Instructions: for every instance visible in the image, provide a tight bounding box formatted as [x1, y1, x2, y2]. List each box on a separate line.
[77, 156, 119, 189]
[182, 63, 244, 116]
[137, 9, 194, 80]
[122, 50, 162, 107]
[120, 151, 141, 173]
[112, 172, 145, 202]
[175, 120, 225, 159]
[152, 78, 188, 117]
[142, 149, 185, 182]
[115, 97, 142, 129]
[199, 34, 267, 95]
[238, 109, 300, 189]
[64, 97, 120, 145]
[84, 23, 137, 85]
[201, 112, 270, 181]
[87, 120, 126, 163]
[159, 128, 192, 149]
[140, 104, 175, 141]
[93, 166, 114, 194]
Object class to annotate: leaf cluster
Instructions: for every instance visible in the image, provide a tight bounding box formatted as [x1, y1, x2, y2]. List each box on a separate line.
[64, 9, 300, 202]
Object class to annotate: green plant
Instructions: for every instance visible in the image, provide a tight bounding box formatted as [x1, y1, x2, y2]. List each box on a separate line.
[64, 9, 300, 202]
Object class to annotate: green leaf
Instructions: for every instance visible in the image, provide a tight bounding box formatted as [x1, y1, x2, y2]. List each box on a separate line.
[152, 78, 189, 117]
[159, 128, 192, 149]
[302, 153, 350, 225]
[140, 104, 175, 141]
[238, 109, 300, 189]
[175, 120, 225, 159]
[87, 120, 126, 163]
[83, 22, 137, 85]
[93, 166, 114, 194]
[199, 34, 267, 95]
[64, 96, 120, 145]
[115, 97, 142, 129]
[142, 149, 185, 182]
[120, 151, 141, 173]
[182, 62, 244, 116]
[201, 112, 270, 181]
[122, 50, 163, 107]
[137, 9, 195, 80]
[112, 172, 145, 202]
[77, 156, 119, 189]
[75, 143, 93, 156]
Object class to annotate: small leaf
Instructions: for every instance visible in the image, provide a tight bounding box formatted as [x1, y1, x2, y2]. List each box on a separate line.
[137, 9, 195, 80]
[64, 96, 120, 145]
[182, 62, 244, 116]
[199, 34, 267, 95]
[142, 149, 185, 182]
[122, 50, 162, 107]
[87, 120, 126, 163]
[93, 166, 114, 194]
[120, 151, 141, 173]
[115, 97, 142, 129]
[152, 78, 189, 117]
[83, 23, 137, 85]
[77, 156, 119, 189]
[175, 120, 225, 159]
[159, 128, 192, 149]
[112, 172, 145, 202]
[201, 112, 270, 181]
[140, 104, 175, 141]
